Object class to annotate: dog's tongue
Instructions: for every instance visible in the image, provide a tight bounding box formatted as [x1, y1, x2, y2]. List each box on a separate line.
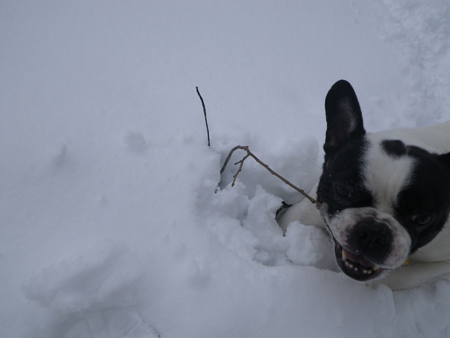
[345, 250, 374, 268]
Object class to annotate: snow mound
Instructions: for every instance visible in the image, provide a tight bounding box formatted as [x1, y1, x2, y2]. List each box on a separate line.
[285, 222, 335, 269]
[3, 1, 450, 337]
[23, 244, 143, 315]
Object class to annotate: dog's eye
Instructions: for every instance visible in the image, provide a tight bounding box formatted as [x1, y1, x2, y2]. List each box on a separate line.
[411, 214, 433, 226]
[335, 185, 351, 198]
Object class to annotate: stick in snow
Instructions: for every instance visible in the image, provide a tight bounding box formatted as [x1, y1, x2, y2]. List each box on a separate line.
[196, 87, 211, 148]
[220, 145, 322, 207]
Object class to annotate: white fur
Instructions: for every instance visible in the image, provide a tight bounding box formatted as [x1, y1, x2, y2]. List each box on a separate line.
[363, 136, 415, 215]
[278, 183, 325, 233]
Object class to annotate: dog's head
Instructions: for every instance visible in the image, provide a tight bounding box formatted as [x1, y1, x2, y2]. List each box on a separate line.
[317, 80, 450, 282]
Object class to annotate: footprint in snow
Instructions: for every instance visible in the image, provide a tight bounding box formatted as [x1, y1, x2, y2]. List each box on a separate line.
[63, 307, 160, 338]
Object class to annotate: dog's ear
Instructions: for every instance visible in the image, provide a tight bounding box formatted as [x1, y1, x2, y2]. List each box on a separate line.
[324, 80, 365, 154]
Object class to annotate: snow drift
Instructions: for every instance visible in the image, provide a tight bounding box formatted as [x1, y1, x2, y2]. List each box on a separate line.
[1, 1, 450, 337]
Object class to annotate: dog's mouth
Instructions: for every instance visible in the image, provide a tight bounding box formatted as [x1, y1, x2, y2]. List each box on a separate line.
[334, 241, 384, 281]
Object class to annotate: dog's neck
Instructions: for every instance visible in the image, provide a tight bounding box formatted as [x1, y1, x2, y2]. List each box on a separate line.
[368, 120, 450, 154]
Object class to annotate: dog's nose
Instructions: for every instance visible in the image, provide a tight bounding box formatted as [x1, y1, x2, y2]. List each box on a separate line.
[347, 219, 393, 264]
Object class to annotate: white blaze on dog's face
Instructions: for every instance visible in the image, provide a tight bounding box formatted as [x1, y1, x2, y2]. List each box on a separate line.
[363, 136, 415, 216]
[316, 80, 450, 282]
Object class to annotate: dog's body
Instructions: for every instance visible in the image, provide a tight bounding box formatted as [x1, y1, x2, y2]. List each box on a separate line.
[278, 80, 450, 290]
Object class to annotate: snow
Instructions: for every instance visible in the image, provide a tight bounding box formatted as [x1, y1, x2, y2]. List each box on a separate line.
[2, 0, 450, 337]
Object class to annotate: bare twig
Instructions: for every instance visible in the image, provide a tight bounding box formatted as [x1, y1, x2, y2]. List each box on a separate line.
[220, 145, 321, 207]
[232, 153, 250, 186]
[196, 87, 210, 148]
[220, 145, 244, 174]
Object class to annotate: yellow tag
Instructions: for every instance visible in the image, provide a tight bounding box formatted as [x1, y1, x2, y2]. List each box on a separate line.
[403, 258, 410, 266]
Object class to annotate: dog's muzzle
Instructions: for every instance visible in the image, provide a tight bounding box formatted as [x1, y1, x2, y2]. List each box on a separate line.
[335, 218, 394, 281]
[320, 205, 403, 282]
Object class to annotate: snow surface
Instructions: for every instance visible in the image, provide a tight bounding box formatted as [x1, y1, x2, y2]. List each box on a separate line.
[2, 1, 450, 337]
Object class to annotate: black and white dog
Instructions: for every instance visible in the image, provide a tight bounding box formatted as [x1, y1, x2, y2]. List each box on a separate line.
[278, 80, 450, 290]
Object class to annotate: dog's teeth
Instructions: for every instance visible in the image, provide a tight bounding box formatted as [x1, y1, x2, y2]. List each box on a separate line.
[341, 251, 379, 274]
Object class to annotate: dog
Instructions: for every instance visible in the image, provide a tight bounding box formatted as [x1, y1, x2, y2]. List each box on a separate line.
[278, 80, 450, 290]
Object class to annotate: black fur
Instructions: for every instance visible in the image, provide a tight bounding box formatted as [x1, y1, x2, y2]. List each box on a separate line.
[394, 149, 450, 253]
[317, 139, 374, 215]
[382, 139, 450, 253]
[323, 80, 365, 161]
[318, 80, 373, 215]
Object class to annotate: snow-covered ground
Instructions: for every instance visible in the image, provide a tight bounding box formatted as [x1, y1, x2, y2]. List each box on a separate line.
[2, 1, 450, 337]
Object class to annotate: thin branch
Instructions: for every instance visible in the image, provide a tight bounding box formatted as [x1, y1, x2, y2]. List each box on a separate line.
[232, 153, 250, 186]
[196, 87, 210, 148]
[221, 145, 322, 207]
[220, 145, 243, 174]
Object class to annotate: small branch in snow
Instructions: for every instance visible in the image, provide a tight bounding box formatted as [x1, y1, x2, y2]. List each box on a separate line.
[196, 87, 211, 148]
[220, 145, 322, 207]
[232, 152, 251, 187]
